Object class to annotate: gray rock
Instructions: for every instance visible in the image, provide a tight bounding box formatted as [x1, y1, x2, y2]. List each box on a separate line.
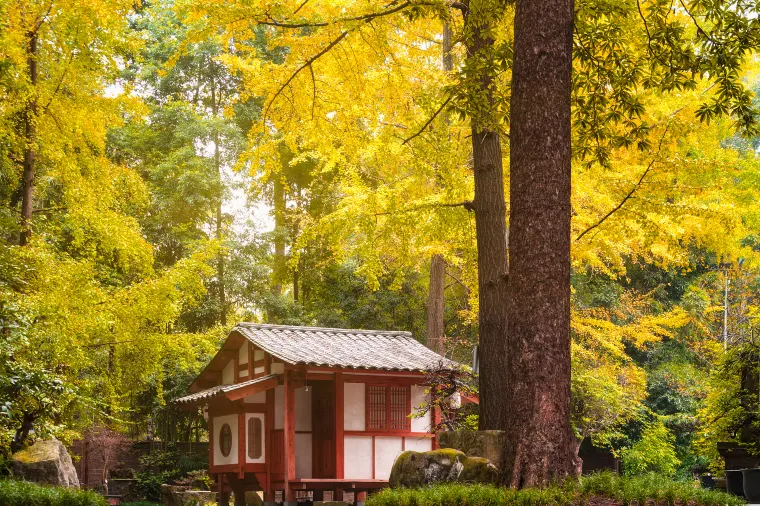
[161, 484, 217, 506]
[437, 430, 506, 465]
[389, 449, 498, 488]
[11, 439, 80, 488]
[244, 490, 263, 505]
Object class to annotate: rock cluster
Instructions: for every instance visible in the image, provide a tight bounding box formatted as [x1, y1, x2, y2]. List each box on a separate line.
[160, 484, 218, 506]
[11, 439, 80, 488]
[389, 448, 498, 488]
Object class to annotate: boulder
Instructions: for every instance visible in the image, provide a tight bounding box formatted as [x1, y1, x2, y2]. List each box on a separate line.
[11, 439, 80, 488]
[244, 490, 264, 505]
[437, 430, 505, 465]
[389, 449, 498, 488]
[161, 484, 217, 506]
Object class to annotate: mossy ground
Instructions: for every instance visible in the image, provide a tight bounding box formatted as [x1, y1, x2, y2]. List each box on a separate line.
[11, 443, 57, 464]
[368, 472, 745, 506]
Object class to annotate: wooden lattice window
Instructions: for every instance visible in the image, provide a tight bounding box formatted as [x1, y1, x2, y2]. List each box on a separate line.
[219, 423, 232, 457]
[247, 416, 263, 460]
[367, 384, 410, 431]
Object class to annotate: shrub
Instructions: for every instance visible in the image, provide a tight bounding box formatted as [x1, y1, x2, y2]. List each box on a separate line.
[366, 472, 744, 506]
[0, 479, 107, 506]
[133, 445, 208, 501]
[620, 419, 681, 477]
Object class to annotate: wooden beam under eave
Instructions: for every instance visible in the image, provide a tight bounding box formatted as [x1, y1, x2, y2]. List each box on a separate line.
[225, 377, 279, 402]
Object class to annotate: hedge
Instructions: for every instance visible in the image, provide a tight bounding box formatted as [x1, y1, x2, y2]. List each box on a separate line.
[367, 472, 745, 506]
[0, 479, 107, 506]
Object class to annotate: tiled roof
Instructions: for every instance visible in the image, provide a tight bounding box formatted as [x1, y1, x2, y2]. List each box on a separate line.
[234, 323, 455, 372]
[175, 374, 278, 404]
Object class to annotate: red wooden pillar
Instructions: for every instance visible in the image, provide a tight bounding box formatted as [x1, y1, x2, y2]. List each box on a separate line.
[430, 386, 440, 449]
[218, 474, 230, 506]
[335, 371, 344, 480]
[248, 343, 254, 378]
[264, 387, 274, 503]
[238, 410, 245, 478]
[283, 369, 296, 503]
[209, 416, 215, 469]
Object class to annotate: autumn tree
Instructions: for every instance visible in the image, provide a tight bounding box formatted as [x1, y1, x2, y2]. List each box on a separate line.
[180, 0, 760, 486]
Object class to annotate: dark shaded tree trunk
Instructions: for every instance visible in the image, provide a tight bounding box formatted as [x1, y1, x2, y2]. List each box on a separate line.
[272, 176, 286, 296]
[424, 24, 454, 358]
[501, 0, 578, 487]
[211, 77, 227, 326]
[464, 3, 509, 431]
[11, 411, 39, 453]
[20, 32, 38, 246]
[426, 254, 446, 355]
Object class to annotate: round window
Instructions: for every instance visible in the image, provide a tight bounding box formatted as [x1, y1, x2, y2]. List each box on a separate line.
[219, 423, 232, 457]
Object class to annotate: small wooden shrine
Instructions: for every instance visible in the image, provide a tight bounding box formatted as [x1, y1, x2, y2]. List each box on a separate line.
[176, 323, 454, 506]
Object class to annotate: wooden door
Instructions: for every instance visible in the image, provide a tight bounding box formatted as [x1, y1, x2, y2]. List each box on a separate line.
[311, 381, 335, 478]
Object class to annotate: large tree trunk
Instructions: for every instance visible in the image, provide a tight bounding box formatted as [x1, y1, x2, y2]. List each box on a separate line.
[20, 32, 38, 246]
[426, 254, 446, 355]
[501, 0, 577, 487]
[464, 4, 510, 430]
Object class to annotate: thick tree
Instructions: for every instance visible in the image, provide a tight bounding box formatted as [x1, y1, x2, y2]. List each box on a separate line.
[501, 0, 577, 486]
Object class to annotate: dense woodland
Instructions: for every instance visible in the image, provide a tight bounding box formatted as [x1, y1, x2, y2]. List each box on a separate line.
[2, 0, 760, 486]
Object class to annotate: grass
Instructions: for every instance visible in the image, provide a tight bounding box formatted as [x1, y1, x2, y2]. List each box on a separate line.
[367, 472, 745, 506]
[0, 479, 107, 506]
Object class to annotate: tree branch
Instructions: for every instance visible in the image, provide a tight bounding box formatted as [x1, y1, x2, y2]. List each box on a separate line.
[402, 95, 454, 145]
[263, 31, 349, 120]
[260, 1, 434, 29]
[374, 200, 474, 216]
[574, 127, 670, 242]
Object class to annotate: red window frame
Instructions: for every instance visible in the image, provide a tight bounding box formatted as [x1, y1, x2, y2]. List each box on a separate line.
[219, 423, 232, 457]
[365, 384, 412, 432]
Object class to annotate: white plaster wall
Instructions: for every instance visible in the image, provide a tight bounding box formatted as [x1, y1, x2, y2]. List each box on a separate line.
[375, 436, 403, 480]
[411, 385, 430, 432]
[295, 387, 312, 431]
[245, 413, 266, 464]
[213, 414, 238, 466]
[222, 360, 234, 385]
[344, 383, 365, 431]
[271, 362, 285, 374]
[238, 342, 248, 366]
[404, 436, 433, 453]
[254, 366, 265, 375]
[244, 391, 266, 403]
[274, 385, 284, 430]
[295, 433, 313, 478]
[254, 350, 265, 361]
[344, 436, 373, 479]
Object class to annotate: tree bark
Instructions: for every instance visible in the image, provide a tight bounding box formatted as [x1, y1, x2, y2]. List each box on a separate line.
[501, 0, 577, 487]
[426, 254, 446, 354]
[272, 176, 286, 296]
[211, 74, 227, 325]
[464, 3, 510, 431]
[423, 22, 455, 358]
[20, 32, 38, 246]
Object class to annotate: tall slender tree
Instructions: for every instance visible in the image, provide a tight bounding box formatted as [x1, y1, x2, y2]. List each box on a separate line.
[460, 0, 510, 430]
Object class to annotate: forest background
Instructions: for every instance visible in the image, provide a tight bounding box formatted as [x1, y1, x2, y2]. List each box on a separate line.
[2, 0, 760, 480]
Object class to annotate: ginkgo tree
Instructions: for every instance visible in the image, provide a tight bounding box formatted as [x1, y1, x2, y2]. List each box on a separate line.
[180, 0, 760, 485]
